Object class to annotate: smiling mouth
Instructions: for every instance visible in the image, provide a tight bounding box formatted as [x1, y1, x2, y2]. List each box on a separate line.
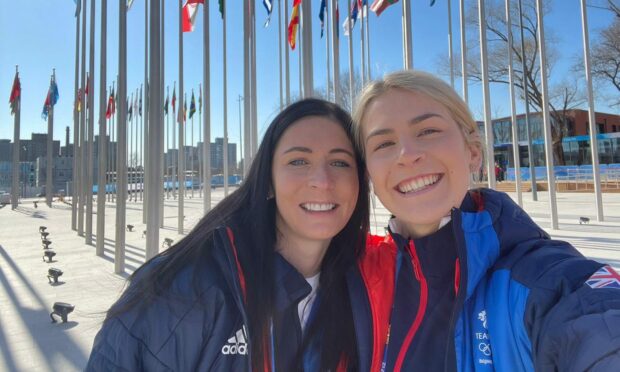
[300, 203, 338, 212]
[395, 174, 443, 194]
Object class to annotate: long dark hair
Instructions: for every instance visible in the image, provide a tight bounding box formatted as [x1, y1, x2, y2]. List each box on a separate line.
[106, 98, 369, 370]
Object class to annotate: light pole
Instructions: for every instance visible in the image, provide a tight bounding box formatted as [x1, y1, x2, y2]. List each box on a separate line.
[237, 95, 243, 179]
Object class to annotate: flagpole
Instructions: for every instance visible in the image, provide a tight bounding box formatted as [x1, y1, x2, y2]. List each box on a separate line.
[129, 93, 134, 202]
[159, 0, 165, 228]
[78, 0, 87, 237]
[112, 79, 116, 204]
[284, 0, 290, 105]
[146, 0, 163, 257]
[459, 0, 468, 103]
[251, 2, 258, 160]
[46, 72, 54, 208]
[278, 0, 283, 109]
[166, 86, 170, 199]
[478, 0, 496, 188]
[402, 0, 413, 69]
[203, 0, 211, 212]
[223, 1, 229, 196]
[325, 2, 331, 100]
[140, 84, 144, 202]
[301, 0, 313, 98]
[11, 67, 20, 209]
[243, 0, 250, 178]
[96, 0, 108, 257]
[365, 3, 370, 80]
[298, 21, 302, 97]
[505, 0, 522, 207]
[198, 85, 202, 199]
[330, 0, 340, 105]
[191, 93, 195, 199]
[115, 0, 128, 274]
[580, 0, 604, 221]
[535, 0, 558, 230]
[71, 3, 81, 226]
[347, 0, 354, 110]
[360, 3, 366, 88]
[178, 0, 185, 234]
[86, 0, 96, 245]
[448, 0, 454, 88]
[143, 0, 149, 224]
[173, 81, 177, 201]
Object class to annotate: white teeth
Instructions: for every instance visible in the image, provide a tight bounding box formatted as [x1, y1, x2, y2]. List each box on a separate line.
[398, 175, 440, 193]
[302, 203, 336, 211]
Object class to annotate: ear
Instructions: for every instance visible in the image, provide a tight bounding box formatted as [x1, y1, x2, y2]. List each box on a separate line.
[468, 144, 483, 174]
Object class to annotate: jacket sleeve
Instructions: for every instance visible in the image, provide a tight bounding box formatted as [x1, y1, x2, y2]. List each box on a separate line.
[85, 317, 171, 372]
[515, 240, 620, 372]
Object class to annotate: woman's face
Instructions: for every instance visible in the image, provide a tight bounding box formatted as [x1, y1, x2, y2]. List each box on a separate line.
[272, 116, 359, 246]
[362, 88, 481, 238]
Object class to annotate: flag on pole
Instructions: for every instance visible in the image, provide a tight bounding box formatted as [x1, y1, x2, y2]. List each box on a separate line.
[429, 0, 436, 6]
[134, 92, 139, 117]
[343, 0, 361, 36]
[74, 0, 81, 17]
[198, 84, 202, 114]
[164, 90, 169, 115]
[106, 89, 114, 119]
[172, 86, 177, 113]
[370, 0, 399, 16]
[127, 0, 135, 10]
[263, 0, 273, 27]
[42, 77, 59, 120]
[319, 0, 327, 38]
[189, 90, 196, 119]
[182, 0, 204, 33]
[139, 86, 143, 116]
[128, 98, 133, 121]
[76, 88, 82, 112]
[288, 0, 302, 50]
[9, 71, 20, 115]
[85, 73, 90, 109]
[183, 98, 187, 122]
[218, 0, 224, 19]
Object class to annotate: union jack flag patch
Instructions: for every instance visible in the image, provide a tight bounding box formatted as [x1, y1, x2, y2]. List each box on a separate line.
[586, 265, 620, 289]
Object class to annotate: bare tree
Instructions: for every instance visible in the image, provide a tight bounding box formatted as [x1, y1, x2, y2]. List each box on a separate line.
[590, 18, 620, 106]
[440, 0, 584, 164]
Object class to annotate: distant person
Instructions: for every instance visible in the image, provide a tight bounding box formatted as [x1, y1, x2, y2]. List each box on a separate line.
[86, 99, 369, 371]
[350, 70, 620, 371]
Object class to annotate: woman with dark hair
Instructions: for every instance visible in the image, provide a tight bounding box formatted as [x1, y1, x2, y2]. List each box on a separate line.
[86, 98, 369, 371]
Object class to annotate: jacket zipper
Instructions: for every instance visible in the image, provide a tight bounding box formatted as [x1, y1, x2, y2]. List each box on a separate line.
[393, 240, 429, 371]
[443, 208, 468, 372]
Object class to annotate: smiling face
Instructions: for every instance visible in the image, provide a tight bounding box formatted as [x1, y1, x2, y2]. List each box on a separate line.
[362, 88, 482, 238]
[272, 116, 359, 248]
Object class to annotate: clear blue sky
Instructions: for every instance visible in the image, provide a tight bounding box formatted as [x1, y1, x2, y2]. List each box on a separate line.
[1, 0, 618, 150]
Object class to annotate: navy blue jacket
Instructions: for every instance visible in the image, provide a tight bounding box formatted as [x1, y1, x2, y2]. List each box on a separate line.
[85, 226, 320, 371]
[348, 189, 620, 371]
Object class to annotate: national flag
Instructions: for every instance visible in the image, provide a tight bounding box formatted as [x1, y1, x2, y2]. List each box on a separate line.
[139, 86, 143, 116]
[370, 0, 398, 16]
[134, 92, 139, 117]
[189, 90, 196, 119]
[343, 0, 361, 36]
[429, 0, 436, 6]
[184, 98, 187, 122]
[263, 0, 273, 27]
[198, 84, 202, 114]
[9, 71, 20, 115]
[586, 265, 620, 289]
[319, 0, 326, 38]
[172, 86, 177, 113]
[41, 77, 59, 120]
[105, 90, 114, 119]
[76, 88, 82, 112]
[218, 0, 224, 19]
[164, 90, 169, 115]
[127, 0, 135, 10]
[74, 0, 81, 17]
[85, 74, 90, 109]
[288, 0, 302, 50]
[182, 0, 204, 33]
[128, 98, 133, 121]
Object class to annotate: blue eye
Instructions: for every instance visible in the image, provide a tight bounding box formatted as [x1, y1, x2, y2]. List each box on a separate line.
[289, 159, 308, 166]
[331, 160, 351, 168]
[419, 128, 439, 136]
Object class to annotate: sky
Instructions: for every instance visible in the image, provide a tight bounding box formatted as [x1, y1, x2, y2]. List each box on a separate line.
[1, 0, 619, 156]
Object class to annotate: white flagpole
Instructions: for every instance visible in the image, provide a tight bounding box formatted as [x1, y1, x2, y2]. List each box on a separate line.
[191, 93, 195, 199]
[535, 0, 558, 229]
[115, 0, 128, 274]
[85, 0, 96, 245]
[96, 0, 108, 257]
[129, 92, 134, 202]
[402, 0, 413, 69]
[506, 0, 522, 207]
[140, 84, 144, 202]
[580, 0, 604, 221]
[301, 0, 313, 97]
[166, 86, 170, 199]
[198, 85, 202, 199]
[347, 0, 354, 110]
[459, 0, 468, 103]
[159, 0, 165, 228]
[360, 3, 365, 88]
[251, 2, 258, 160]
[46, 72, 54, 208]
[243, 0, 250, 178]
[178, 0, 185, 234]
[365, 3, 371, 81]
[325, 2, 331, 100]
[330, 0, 340, 105]
[71, 3, 80, 226]
[223, 1, 229, 196]
[78, 0, 87, 237]
[11, 67, 20, 210]
[143, 0, 149, 224]
[284, 0, 291, 104]
[203, 1, 212, 212]
[478, 0, 496, 188]
[279, 0, 284, 109]
[448, 0, 454, 88]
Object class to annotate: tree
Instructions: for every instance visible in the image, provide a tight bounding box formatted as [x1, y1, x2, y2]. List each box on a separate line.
[590, 18, 620, 107]
[440, 0, 584, 165]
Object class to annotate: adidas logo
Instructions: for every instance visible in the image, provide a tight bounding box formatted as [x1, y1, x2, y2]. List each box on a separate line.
[221, 326, 248, 355]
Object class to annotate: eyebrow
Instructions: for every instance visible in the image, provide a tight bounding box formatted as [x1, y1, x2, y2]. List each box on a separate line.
[283, 146, 355, 158]
[365, 113, 443, 144]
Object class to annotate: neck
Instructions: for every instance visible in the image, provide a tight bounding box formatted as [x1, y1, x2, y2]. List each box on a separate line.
[276, 235, 330, 278]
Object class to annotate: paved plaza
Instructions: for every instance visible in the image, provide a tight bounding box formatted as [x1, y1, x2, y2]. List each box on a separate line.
[0, 188, 619, 371]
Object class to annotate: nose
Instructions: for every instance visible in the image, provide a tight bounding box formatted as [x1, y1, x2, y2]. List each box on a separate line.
[308, 163, 332, 190]
[397, 137, 424, 166]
